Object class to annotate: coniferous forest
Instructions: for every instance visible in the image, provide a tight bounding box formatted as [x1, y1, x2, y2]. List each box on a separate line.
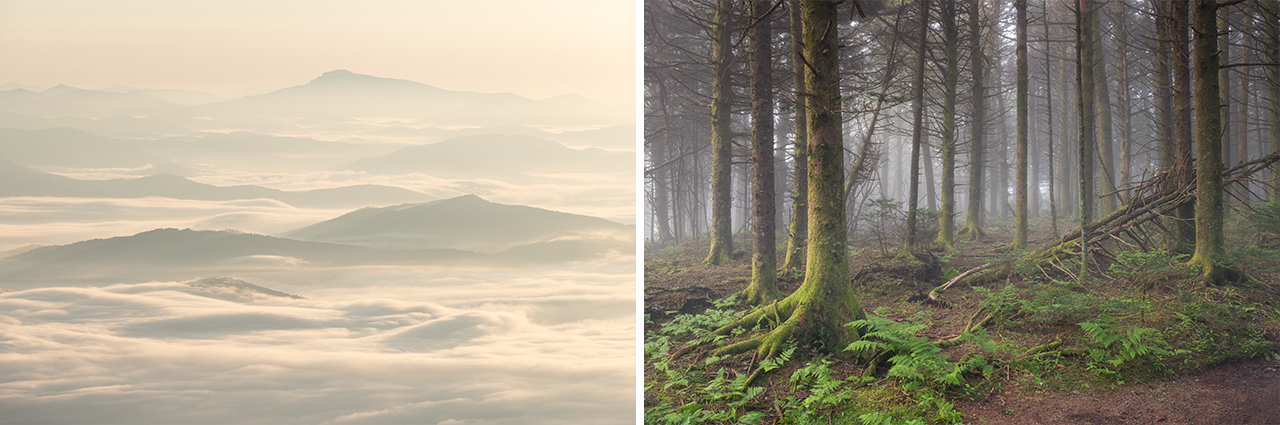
[644, 0, 1280, 422]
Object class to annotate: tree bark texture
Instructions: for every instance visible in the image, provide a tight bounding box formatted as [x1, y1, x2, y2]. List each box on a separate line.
[705, 0, 734, 265]
[745, 0, 781, 303]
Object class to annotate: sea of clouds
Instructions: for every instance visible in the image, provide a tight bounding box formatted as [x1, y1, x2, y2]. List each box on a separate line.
[0, 119, 638, 424]
[0, 261, 635, 424]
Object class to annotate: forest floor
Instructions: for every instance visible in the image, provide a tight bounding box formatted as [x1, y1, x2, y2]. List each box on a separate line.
[644, 216, 1280, 424]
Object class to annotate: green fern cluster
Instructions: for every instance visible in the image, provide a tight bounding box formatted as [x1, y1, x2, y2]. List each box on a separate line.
[1078, 315, 1188, 380]
[844, 314, 983, 423]
[787, 360, 856, 412]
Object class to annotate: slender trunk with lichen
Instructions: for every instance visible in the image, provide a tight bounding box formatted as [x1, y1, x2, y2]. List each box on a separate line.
[1088, 0, 1117, 215]
[705, 0, 733, 265]
[1266, 0, 1280, 202]
[994, 36, 1010, 221]
[936, 0, 959, 251]
[1014, 0, 1029, 250]
[1237, 7, 1251, 202]
[959, 0, 987, 240]
[1172, 0, 1196, 253]
[1058, 37, 1077, 218]
[906, 0, 929, 250]
[1045, 0, 1059, 237]
[712, 0, 864, 364]
[1189, 0, 1227, 284]
[1219, 10, 1232, 172]
[1114, 0, 1133, 203]
[782, 0, 808, 271]
[1078, 0, 1097, 279]
[1154, 0, 1176, 245]
[745, 0, 781, 304]
[652, 79, 674, 245]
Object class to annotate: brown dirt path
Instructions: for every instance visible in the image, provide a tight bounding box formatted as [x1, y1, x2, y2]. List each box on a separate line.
[958, 358, 1280, 424]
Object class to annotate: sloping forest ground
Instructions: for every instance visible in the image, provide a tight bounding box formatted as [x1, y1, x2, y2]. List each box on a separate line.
[644, 210, 1280, 424]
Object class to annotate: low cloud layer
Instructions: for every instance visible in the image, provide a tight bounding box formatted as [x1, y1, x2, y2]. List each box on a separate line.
[0, 263, 635, 424]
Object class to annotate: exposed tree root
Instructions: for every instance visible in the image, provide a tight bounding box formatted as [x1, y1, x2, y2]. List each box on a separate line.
[956, 222, 987, 241]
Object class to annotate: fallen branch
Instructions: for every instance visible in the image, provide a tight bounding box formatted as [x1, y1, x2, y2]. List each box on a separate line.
[928, 263, 993, 302]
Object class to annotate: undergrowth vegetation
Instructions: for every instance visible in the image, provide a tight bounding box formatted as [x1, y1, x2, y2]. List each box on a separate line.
[645, 215, 1280, 424]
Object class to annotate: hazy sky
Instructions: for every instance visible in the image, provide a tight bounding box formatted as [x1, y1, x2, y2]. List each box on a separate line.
[0, 0, 636, 105]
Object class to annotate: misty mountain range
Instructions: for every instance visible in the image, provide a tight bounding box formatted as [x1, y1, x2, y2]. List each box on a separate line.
[0, 70, 633, 139]
[0, 126, 630, 186]
[0, 158, 432, 208]
[0, 70, 636, 285]
[284, 194, 633, 253]
[0, 195, 635, 283]
[341, 134, 630, 178]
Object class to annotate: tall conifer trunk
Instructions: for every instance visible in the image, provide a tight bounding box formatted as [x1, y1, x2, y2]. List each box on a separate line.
[936, 0, 959, 250]
[1014, 0, 1029, 250]
[906, 0, 929, 250]
[1189, 0, 1227, 284]
[1089, 0, 1118, 214]
[1077, 0, 1097, 279]
[1266, 0, 1280, 202]
[745, 0, 781, 303]
[705, 0, 734, 265]
[959, 0, 987, 240]
[782, 0, 808, 271]
[1172, 0, 1196, 253]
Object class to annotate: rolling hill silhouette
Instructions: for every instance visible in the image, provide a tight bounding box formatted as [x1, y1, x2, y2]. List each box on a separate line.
[0, 228, 496, 282]
[0, 86, 180, 118]
[0, 127, 163, 169]
[192, 70, 628, 125]
[283, 194, 634, 257]
[186, 276, 306, 300]
[0, 159, 432, 208]
[118, 131, 399, 171]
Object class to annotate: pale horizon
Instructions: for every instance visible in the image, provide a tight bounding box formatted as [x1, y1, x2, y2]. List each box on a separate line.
[0, 0, 637, 106]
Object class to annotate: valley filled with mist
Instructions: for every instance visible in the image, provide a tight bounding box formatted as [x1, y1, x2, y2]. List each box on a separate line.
[0, 69, 636, 424]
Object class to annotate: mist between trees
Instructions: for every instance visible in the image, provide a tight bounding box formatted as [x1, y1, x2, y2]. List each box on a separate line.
[646, 0, 1280, 286]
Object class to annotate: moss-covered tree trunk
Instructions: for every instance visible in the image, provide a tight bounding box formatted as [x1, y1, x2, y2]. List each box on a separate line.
[1237, 7, 1251, 202]
[1113, 0, 1133, 204]
[652, 78, 674, 245]
[705, 0, 734, 265]
[782, 0, 808, 271]
[1172, 0, 1196, 253]
[1045, 0, 1059, 237]
[1058, 37, 1078, 218]
[959, 0, 987, 241]
[1189, 0, 1227, 284]
[936, 0, 959, 251]
[1153, 0, 1176, 245]
[1218, 10, 1231, 170]
[745, 0, 781, 303]
[906, 0, 929, 250]
[994, 38, 1010, 220]
[1014, 0, 1029, 250]
[1077, 0, 1097, 279]
[1088, 0, 1118, 215]
[714, 0, 864, 362]
[1267, 0, 1280, 202]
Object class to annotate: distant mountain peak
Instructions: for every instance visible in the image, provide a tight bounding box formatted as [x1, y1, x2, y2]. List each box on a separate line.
[444, 193, 487, 203]
[321, 69, 355, 77]
[42, 84, 82, 95]
[306, 69, 404, 86]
